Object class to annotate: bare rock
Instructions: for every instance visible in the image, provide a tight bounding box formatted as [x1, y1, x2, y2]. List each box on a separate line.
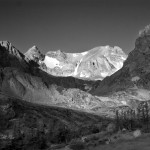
[133, 129, 142, 138]
[25, 45, 45, 62]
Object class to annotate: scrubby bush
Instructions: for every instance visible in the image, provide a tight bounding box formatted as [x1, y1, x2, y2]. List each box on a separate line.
[106, 123, 116, 133]
[115, 101, 150, 133]
[69, 139, 86, 150]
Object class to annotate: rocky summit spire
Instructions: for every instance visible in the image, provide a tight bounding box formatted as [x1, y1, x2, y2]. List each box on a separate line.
[139, 24, 150, 37]
[24, 45, 45, 62]
[0, 41, 24, 58]
[0, 41, 28, 70]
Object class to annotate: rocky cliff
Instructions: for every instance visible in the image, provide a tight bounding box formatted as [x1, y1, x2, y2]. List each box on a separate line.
[24, 45, 45, 63]
[91, 25, 150, 108]
[0, 41, 29, 71]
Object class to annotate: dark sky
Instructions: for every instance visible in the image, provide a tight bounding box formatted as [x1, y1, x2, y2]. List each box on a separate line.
[0, 0, 150, 54]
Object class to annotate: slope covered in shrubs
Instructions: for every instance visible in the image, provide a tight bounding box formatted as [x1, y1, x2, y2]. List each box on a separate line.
[0, 93, 113, 150]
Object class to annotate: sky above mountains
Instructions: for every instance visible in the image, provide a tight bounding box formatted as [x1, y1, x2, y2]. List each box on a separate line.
[0, 0, 150, 54]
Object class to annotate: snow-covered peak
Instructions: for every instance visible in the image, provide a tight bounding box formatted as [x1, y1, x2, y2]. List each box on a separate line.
[42, 45, 127, 80]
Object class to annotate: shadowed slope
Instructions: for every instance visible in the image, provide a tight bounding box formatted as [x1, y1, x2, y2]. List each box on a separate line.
[0, 92, 111, 149]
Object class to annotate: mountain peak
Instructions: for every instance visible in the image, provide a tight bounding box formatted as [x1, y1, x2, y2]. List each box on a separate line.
[0, 41, 14, 52]
[0, 41, 24, 58]
[28, 45, 38, 51]
[133, 25, 150, 55]
[27, 45, 39, 52]
[43, 45, 127, 80]
[0, 41, 11, 47]
[32, 45, 38, 49]
[0, 41, 29, 70]
[24, 45, 45, 62]
[139, 24, 150, 37]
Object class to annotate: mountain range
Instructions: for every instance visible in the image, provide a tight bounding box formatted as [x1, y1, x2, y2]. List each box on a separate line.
[0, 24, 150, 149]
[1, 25, 150, 114]
[25, 45, 127, 80]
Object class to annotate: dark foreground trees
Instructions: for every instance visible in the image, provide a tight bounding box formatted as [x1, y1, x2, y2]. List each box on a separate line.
[115, 101, 150, 132]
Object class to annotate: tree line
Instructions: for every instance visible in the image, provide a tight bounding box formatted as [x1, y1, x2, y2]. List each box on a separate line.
[115, 101, 149, 132]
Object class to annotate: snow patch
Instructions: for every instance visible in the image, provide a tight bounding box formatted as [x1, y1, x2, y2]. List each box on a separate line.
[121, 101, 127, 105]
[115, 62, 123, 71]
[104, 45, 109, 49]
[44, 56, 61, 68]
[80, 71, 90, 78]
[131, 76, 140, 82]
[122, 56, 127, 60]
[81, 51, 88, 56]
[101, 72, 109, 77]
[73, 58, 83, 76]
[73, 54, 78, 57]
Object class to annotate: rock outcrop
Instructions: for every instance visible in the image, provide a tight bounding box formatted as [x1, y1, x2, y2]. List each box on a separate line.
[24, 45, 45, 63]
[0, 41, 29, 70]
